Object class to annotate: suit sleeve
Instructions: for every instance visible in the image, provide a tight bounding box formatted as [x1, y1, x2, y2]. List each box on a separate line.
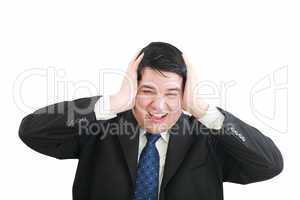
[206, 107, 284, 184]
[18, 95, 101, 159]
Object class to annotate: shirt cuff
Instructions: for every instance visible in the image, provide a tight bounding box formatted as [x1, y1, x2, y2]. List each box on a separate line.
[94, 95, 117, 120]
[197, 105, 225, 130]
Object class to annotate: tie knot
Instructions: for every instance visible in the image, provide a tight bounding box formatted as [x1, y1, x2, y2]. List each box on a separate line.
[146, 133, 161, 144]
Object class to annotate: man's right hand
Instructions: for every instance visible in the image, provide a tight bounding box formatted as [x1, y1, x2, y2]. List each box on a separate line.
[109, 51, 144, 114]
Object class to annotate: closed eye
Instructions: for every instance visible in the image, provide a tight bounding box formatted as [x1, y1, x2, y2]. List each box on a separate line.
[166, 93, 178, 97]
[141, 90, 154, 94]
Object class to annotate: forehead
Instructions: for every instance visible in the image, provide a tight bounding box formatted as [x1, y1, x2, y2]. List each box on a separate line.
[139, 67, 183, 89]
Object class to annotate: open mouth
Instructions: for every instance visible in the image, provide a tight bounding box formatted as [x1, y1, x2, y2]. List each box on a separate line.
[148, 112, 168, 122]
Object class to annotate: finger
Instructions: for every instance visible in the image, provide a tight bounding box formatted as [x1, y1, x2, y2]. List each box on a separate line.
[182, 53, 196, 73]
[129, 49, 142, 65]
[134, 52, 144, 65]
[134, 49, 142, 60]
[131, 52, 144, 70]
[182, 53, 191, 67]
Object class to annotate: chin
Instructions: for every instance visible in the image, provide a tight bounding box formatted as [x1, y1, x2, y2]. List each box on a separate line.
[143, 121, 172, 133]
[145, 126, 167, 134]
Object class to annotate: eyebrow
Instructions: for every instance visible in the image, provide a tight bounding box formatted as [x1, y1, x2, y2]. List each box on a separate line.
[140, 85, 155, 90]
[139, 85, 181, 92]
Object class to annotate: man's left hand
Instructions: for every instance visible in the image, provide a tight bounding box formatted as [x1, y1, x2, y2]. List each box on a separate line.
[182, 53, 209, 119]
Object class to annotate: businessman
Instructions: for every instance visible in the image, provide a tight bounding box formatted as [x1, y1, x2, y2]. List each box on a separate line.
[19, 42, 283, 200]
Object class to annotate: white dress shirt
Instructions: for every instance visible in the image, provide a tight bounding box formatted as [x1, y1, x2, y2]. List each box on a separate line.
[93, 95, 225, 195]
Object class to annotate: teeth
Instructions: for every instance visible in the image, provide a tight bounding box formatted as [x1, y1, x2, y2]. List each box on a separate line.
[150, 113, 167, 118]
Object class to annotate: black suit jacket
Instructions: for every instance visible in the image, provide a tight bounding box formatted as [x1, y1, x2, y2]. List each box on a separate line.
[18, 95, 283, 200]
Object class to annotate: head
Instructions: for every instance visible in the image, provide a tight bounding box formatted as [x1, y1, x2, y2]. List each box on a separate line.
[132, 42, 187, 134]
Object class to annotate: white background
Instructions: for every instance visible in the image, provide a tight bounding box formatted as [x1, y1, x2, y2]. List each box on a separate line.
[0, 0, 299, 199]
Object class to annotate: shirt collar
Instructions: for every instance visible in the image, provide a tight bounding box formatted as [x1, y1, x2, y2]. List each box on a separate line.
[139, 128, 170, 143]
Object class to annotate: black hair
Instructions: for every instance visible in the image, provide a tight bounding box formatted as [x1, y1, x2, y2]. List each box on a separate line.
[136, 42, 187, 90]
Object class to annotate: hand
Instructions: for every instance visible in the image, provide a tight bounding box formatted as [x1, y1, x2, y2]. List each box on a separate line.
[110, 51, 144, 113]
[182, 53, 209, 119]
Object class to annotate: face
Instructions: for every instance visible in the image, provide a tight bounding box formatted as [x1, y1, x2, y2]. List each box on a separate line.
[132, 67, 183, 134]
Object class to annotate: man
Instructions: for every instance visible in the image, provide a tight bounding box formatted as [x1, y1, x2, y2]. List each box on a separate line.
[19, 42, 283, 200]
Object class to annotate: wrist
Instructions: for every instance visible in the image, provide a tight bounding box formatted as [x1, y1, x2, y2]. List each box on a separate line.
[197, 106, 225, 130]
[110, 93, 132, 114]
[109, 94, 122, 113]
[190, 103, 209, 119]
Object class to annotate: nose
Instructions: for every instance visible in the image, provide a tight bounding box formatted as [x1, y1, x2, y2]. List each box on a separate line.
[150, 95, 166, 112]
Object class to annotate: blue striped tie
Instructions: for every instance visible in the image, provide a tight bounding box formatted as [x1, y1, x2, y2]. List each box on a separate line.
[133, 133, 161, 200]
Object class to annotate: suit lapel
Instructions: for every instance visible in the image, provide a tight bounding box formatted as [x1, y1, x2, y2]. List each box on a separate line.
[160, 113, 194, 190]
[116, 110, 140, 187]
